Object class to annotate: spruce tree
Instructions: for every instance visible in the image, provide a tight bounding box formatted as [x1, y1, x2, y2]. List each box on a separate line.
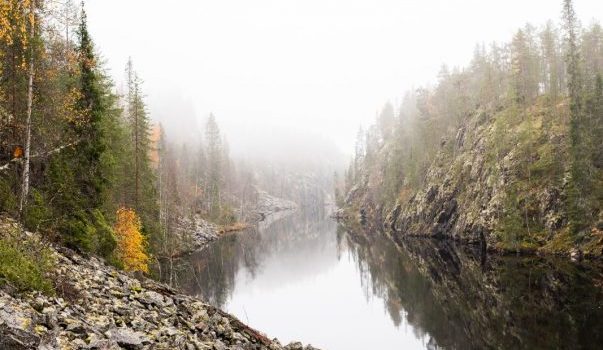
[590, 74, 603, 168]
[205, 114, 222, 219]
[124, 59, 159, 243]
[45, 6, 115, 255]
[563, 0, 592, 235]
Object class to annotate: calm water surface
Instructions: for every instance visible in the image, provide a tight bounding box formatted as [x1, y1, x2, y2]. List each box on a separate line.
[163, 211, 603, 350]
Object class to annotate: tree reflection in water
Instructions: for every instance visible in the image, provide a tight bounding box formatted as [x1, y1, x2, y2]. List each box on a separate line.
[162, 211, 603, 350]
[344, 229, 603, 350]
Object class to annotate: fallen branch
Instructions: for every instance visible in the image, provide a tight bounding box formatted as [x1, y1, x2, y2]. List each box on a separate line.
[0, 141, 79, 173]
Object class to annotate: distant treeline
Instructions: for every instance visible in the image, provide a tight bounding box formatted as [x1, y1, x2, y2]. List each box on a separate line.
[0, 1, 257, 272]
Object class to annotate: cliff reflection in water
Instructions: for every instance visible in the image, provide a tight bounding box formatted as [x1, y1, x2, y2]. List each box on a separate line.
[345, 229, 603, 349]
[164, 211, 603, 349]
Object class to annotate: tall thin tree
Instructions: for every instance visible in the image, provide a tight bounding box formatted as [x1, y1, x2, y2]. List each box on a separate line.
[19, 0, 36, 215]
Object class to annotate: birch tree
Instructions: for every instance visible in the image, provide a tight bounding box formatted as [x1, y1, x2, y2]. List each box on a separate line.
[19, 0, 37, 215]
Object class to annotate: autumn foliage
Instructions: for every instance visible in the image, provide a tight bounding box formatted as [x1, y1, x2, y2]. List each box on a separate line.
[113, 208, 149, 273]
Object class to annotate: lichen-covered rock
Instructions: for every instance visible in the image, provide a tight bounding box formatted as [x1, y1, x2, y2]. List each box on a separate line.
[342, 105, 602, 256]
[284, 341, 303, 350]
[106, 327, 149, 349]
[174, 214, 221, 250]
[255, 191, 297, 216]
[0, 220, 320, 350]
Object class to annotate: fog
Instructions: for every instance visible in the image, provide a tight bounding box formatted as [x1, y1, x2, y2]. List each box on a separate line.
[86, 0, 603, 157]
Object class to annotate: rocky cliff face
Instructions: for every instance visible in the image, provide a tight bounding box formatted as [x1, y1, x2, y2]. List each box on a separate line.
[385, 111, 507, 245]
[250, 191, 298, 223]
[344, 104, 602, 255]
[0, 220, 318, 350]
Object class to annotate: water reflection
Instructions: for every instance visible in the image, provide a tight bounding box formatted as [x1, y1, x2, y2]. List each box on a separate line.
[162, 211, 603, 350]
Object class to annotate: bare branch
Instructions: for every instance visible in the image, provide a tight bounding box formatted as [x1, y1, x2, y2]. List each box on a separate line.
[0, 141, 79, 173]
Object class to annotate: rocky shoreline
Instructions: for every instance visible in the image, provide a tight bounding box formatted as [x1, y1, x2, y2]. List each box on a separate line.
[173, 215, 222, 253]
[0, 219, 319, 350]
[174, 191, 298, 255]
[252, 191, 298, 222]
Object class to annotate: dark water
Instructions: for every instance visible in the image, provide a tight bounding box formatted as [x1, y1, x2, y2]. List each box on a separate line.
[162, 211, 603, 350]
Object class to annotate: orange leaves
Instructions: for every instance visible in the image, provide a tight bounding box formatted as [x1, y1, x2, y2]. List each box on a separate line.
[113, 207, 149, 273]
[12, 145, 23, 158]
[148, 124, 161, 168]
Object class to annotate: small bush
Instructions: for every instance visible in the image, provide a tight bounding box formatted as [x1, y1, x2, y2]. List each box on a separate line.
[0, 178, 18, 214]
[23, 189, 52, 232]
[58, 211, 95, 252]
[0, 231, 55, 294]
[92, 209, 117, 258]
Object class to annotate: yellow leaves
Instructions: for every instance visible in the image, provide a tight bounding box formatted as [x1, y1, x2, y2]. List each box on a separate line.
[113, 207, 149, 273]
[62, 87, 87, 125]
[0, 2, 14, 43]
[0, 0, 35, 68]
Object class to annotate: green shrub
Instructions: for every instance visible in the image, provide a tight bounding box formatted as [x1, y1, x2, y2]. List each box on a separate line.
[91, 209, 117, 258]
[0, 178, 18, 214]
[0, 231, 55, 294]
[58, 210, 95, 252]
[23, 189, 52, 232]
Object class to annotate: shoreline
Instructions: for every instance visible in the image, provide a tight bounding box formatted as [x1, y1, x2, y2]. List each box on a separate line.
[0, 218, 318, 350]
[333, 209, 603, 262]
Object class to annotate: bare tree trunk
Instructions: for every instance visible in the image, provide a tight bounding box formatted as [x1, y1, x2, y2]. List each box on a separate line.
[19, 1, 36, 216]
[169, 256, 173, 287]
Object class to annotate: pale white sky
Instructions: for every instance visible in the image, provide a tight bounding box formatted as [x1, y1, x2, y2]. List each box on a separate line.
[86, 0, 602, 155]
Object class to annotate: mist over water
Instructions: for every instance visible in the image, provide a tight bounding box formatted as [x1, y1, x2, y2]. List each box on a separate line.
[162, 212, 435, 349]
[162, 211, 603, 350]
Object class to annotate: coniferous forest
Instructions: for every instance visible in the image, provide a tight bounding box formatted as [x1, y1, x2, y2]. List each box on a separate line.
[338, 0, 602, 255]
[0, 1, 282, 274]
[0, 1, 602, 349]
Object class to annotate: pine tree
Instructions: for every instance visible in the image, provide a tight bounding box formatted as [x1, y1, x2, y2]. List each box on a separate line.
[205, 114, 222, 218]
[510, 28, 539, 105]
[589, 74, 603, 168]
[124, 58, 159, 242]
[378, 102, 395, 141]
[540, 21, 561, 100]
[194, 139, 207, 212]
[354, 126, 365, 174]
[563, 0, 592, 235]
[44, 6, 116, 255]
[74, 6, 107, 208]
